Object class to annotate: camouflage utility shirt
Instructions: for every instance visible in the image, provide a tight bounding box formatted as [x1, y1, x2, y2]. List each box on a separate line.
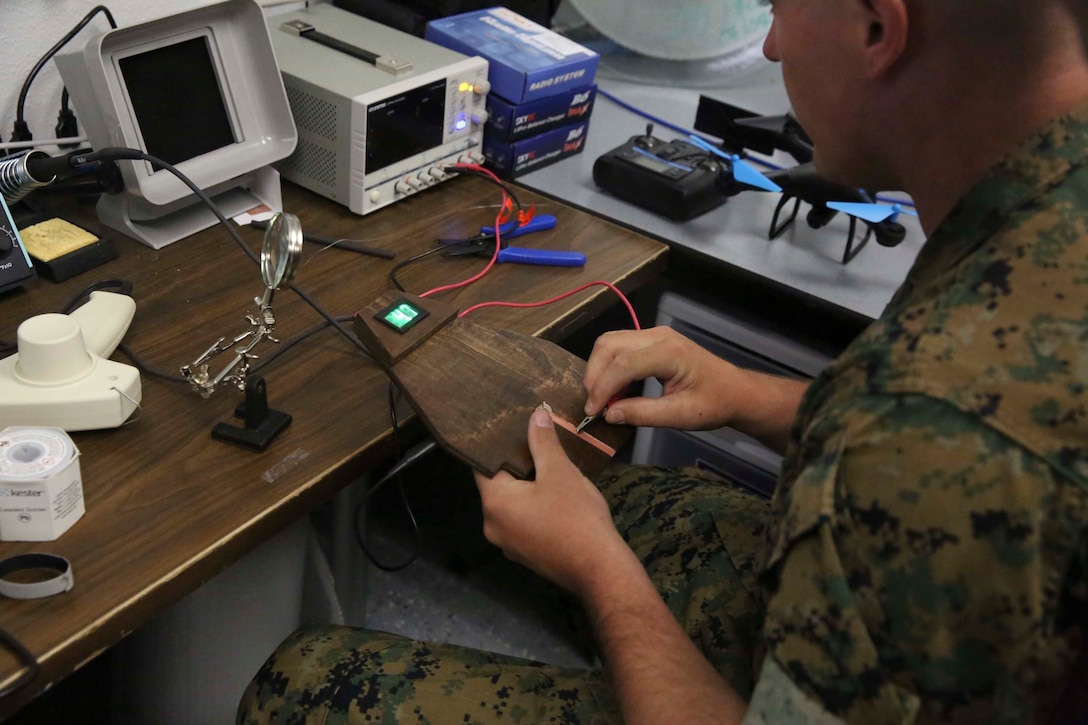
[745, 101, 1088, 723]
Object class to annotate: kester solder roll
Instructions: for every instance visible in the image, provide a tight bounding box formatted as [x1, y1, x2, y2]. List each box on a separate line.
[0, 427, 85, 542]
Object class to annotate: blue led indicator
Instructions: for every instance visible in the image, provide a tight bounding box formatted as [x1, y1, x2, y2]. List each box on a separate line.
[455, 118, 467, 131]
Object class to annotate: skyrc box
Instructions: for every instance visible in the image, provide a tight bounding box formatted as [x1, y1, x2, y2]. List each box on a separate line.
[482, 118, 590, 179]
[425, 7, 598, 104]
[486, 83, 596, 141]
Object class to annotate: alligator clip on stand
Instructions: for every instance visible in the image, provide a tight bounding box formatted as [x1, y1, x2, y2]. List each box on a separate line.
[181, 212, 302, 452]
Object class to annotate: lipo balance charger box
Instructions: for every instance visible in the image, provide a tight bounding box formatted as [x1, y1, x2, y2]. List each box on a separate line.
[486, 84, 596, 141]
[483, 118, 591, 179]
[426, 7, 598, 104]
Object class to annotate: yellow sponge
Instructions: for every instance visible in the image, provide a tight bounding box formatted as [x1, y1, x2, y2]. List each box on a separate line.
[17, 217, 117, 282]
[19, 218, 99, 262]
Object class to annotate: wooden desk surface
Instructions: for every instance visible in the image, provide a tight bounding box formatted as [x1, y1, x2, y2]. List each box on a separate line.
[0, 178, 666, 715]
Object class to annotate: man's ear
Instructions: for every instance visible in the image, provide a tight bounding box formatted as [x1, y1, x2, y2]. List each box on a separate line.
[859, 0, 909, 78]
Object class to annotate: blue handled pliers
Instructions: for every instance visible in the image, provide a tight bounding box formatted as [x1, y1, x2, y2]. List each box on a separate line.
[439, 214, 586, 267]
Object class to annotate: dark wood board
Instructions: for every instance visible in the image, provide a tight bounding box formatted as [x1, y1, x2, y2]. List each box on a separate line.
[355, 291, 632, 478]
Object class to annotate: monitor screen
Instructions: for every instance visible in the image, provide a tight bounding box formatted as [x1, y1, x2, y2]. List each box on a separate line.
[366, 80, 446, 174]
[119, 37, 237, 165]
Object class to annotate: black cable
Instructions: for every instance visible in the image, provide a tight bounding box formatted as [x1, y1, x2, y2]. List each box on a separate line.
[248, 314, 361, 377]
[389, 246, 445, 292]
[14, 5, 117, 139]
[59, 278, 132, 314]
[55, 89, 80, 148]
[0, 627, 40, 699]
[74, 147, 372, 360]
[115, 343, 188, 384]
[352, 383, 430, 572]
[387, 168, 526, 293]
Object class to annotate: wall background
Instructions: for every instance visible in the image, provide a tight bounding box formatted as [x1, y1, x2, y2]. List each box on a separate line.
[0, 0, 309, 151]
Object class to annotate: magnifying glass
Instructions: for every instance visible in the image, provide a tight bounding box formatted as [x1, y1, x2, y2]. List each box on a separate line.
[259, 211, 302, 307]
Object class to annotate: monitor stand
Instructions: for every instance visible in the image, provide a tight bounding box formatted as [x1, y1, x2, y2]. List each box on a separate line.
[97, 166, 282, 249]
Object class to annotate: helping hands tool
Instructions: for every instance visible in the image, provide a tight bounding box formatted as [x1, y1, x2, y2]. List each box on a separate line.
[439, 214, 586, 267]
[182, 213, 302, 398]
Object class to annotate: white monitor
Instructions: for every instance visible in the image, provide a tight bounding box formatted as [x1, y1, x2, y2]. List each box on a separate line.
[55, 0, 297, 248]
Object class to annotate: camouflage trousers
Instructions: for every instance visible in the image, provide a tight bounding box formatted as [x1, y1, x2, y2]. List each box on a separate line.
[237, 464, 771, 724]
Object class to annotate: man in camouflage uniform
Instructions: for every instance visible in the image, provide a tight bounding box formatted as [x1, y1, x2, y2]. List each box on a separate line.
[239, 0, 1087, 722]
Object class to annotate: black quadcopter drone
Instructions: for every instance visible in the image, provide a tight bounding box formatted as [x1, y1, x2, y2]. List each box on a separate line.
[694, 96, 916, 264]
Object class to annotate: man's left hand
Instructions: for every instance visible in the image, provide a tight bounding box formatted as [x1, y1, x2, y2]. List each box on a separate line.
[473, 406, 637, 597]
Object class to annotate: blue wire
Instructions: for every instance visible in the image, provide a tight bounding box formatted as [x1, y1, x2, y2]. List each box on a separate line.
[596, 87, 916, 210]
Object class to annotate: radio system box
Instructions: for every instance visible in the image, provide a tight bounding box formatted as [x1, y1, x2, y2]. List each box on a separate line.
[268, 4, 489, 216]
[483, 118, 590, 178]
[486, 84, 595, 141]
[425, 7, 598, 104]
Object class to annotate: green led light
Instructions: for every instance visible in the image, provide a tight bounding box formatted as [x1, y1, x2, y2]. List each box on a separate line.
[375, 297, 429, 333]
[385, 303, 419, 328]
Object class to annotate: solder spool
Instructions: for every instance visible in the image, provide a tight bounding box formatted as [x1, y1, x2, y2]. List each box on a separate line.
[0, 427, 85, 542]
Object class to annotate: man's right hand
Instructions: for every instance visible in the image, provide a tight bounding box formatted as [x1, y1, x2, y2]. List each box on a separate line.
[583, 327, 810, 454]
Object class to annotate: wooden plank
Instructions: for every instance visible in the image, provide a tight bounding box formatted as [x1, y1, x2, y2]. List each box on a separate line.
[355, 291, 632, 479]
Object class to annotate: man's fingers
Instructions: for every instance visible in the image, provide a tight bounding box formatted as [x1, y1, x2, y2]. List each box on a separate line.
[583, 330, 659, 412]
[473, 469, 517, 500]
[583, 330, 630, 394]
[526, 407, 571, 478]
[586, 343, 681, 415]
[605, 394, 690, 429]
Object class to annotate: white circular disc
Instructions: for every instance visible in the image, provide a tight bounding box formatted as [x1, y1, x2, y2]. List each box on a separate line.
[568, 0, 773, 61]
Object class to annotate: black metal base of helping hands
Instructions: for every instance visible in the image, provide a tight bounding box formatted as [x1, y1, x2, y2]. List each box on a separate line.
[212, 377, 292, 452]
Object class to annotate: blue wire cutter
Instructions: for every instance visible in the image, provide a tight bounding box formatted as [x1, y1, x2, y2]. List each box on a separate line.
[439, 214, 586, 267]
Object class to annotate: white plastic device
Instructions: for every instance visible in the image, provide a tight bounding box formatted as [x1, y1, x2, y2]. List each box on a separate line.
[0, 291, 142, 431]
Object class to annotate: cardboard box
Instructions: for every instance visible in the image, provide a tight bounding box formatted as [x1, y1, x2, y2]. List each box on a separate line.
[425, 7, 598, 104]
[483, 118, 590, 179]
[486, 83, 595, 141]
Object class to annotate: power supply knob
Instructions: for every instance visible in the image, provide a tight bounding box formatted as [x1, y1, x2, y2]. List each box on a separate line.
[369, 190, 382, 203]
[471, 111, 489, 126]
[473, 80, 491, 96]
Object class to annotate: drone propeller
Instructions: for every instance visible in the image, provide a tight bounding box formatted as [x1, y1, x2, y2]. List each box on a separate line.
[687, 135, 782, 193]
[826, 201, 918, 224]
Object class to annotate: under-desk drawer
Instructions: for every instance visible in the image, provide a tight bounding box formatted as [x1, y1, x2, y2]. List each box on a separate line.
[631, 292, 836, 499]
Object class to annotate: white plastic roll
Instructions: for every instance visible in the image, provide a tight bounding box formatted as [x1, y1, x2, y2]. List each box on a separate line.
[567, 0, 773, 61]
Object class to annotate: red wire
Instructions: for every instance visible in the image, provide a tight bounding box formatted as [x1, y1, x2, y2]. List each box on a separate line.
[421, 167, 640, 334]
[457, 280, 642, 330]
[420, 164, 509, 299]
